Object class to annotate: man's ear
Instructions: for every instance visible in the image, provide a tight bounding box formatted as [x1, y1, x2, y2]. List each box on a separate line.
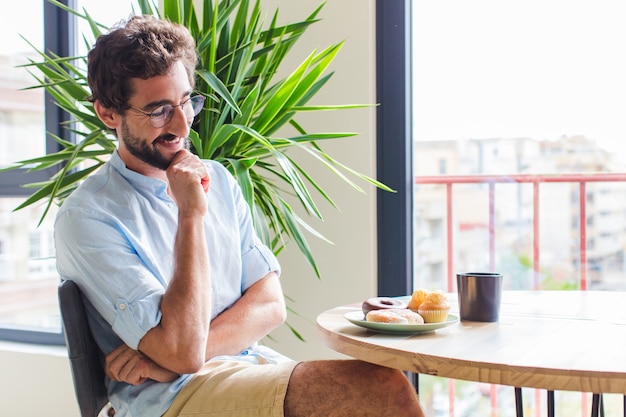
[93, 100, 121, 130]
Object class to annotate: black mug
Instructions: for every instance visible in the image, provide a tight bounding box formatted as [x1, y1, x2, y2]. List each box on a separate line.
[456, 272, 503, 322]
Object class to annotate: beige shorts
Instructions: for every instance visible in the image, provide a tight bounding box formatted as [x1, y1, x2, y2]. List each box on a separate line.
[162, 360, 298, 417]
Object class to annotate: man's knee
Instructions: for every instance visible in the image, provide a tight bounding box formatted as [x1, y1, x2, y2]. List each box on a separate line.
[284, 360, 424, 417]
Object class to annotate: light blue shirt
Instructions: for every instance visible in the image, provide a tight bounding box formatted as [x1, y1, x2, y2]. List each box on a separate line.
[55, 151, 289, 417]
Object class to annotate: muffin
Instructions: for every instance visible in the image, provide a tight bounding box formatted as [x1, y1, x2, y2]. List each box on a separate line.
[407, 288, 430, 312]
[417, 290, 450, 323]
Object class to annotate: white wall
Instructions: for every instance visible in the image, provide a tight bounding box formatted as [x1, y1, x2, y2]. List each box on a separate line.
[259, 0, 378, 360]
[0, 342, 79, 416]
[0, 0, 377, 415]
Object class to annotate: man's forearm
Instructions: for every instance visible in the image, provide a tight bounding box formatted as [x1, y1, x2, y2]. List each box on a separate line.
[204, 273, 285, 359]
[138, 213, 212, 373]
[137, 151, 213, 374]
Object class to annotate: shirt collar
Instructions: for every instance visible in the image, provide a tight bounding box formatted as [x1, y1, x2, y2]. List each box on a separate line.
[110, 150, 169, 196]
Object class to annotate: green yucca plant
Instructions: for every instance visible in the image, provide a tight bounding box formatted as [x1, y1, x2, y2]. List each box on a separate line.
[5, 0, 390, 315]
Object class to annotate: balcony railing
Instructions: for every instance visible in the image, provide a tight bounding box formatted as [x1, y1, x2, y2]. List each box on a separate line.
[413, 172, 626, 417]
[415, 172, 626, 292]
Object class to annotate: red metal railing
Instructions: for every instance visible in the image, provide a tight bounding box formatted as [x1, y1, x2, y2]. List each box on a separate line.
[415, 172, 626, 292]
[414, 172, 626, 417]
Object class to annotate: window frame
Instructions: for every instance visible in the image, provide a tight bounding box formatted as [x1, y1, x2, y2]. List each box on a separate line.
[376, 0, 413, 297]
[0, 0, 75, 345]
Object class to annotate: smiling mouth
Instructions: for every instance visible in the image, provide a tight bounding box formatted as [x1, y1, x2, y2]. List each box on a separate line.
[154, 136, 191, 154]
[154, 135, 180, 145]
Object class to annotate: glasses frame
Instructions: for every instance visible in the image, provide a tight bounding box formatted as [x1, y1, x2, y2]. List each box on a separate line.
[128, 95, 206, 128]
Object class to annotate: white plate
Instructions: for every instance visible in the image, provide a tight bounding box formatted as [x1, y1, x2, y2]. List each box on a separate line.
[344, 310, 458, 334]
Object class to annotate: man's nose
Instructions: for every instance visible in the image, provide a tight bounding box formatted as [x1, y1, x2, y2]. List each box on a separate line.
[166, 105, 191, 138]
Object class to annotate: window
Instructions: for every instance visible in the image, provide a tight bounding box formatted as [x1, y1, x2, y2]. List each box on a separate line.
[0, 0, 132, 345]
[411, 0, 626, 293]
[0, 0, 61, 344]
[438, 159, 447, 175]
[376, 0, 626, 415]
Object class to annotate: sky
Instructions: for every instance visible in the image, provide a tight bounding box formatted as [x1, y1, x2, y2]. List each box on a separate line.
[412, 0, 626, 160]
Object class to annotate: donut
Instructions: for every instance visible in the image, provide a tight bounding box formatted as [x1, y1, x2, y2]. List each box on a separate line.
[366, 308, 424, 324]
[362, 297, 408, 317]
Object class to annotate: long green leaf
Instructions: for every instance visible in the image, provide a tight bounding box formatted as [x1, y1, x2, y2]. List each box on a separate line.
[226, 157, 256, 210]
[197, 70, 241, 115]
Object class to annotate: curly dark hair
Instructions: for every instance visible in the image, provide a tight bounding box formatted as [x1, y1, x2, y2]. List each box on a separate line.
[87, 15, 198, 114]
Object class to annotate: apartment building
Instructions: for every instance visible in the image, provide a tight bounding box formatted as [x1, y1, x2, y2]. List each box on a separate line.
[413, 136, 626, 291]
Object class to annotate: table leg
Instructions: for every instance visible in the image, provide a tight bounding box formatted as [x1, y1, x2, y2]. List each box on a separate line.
[601, 394, 605, 417]
[591, 394, 604, 417]
[547, 390, 555, 417]
[515, 387, 524, 417]
[405, 372, 419, 395]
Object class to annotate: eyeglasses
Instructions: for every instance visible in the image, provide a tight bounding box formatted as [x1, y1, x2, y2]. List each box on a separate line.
[128, 95, 206, 128]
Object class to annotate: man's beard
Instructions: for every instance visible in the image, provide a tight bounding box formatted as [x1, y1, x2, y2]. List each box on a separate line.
[120, 119, 190, 171]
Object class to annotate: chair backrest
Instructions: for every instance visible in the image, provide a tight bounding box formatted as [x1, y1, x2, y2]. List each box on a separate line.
[58, 279, 110, 417]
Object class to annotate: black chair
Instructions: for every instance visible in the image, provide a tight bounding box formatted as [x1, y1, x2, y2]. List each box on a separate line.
[58, 279, 113, 417]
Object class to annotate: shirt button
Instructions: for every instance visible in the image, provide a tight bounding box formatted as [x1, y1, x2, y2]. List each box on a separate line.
[118, 303, 127, 310]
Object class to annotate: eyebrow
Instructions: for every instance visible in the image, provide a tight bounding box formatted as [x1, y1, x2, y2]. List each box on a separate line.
[138, 90, 194, 112]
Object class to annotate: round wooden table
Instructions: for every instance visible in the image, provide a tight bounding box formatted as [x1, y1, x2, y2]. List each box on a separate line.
[317, 291, 626, 394]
